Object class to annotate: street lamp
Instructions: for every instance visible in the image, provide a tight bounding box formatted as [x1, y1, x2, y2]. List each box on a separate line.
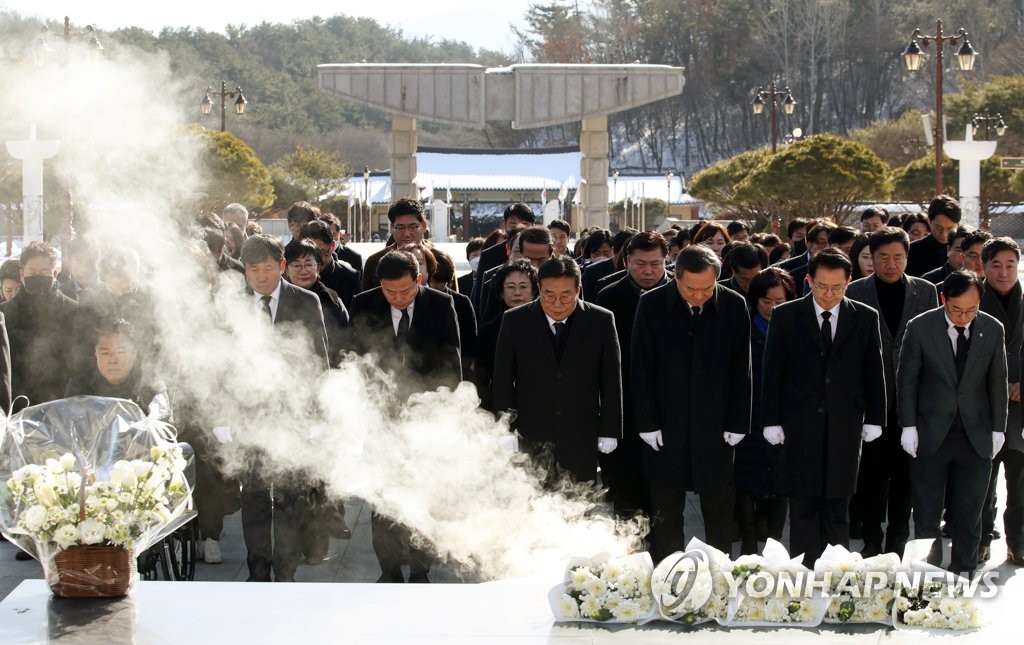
[200, 81, 247, 132]
[33, 17, 103, 68]
[363, 166, 370, 243]
[971, 112, 1007, 139]
[902, 19, 978, 193]
[752, 80, 796, 153]
[666, 171, 674, 219]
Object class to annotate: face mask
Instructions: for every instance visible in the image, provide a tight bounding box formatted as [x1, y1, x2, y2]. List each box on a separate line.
[22, 275, 55, 295]
[469, 256, 481, 272]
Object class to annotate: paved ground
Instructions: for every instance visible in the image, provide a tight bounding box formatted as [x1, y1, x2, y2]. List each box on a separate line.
[1, 485, 1014, 601]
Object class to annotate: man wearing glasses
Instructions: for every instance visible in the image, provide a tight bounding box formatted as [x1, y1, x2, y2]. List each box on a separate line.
[922, 226, 971, 285]
[492, 256, 622, 485]
[762, 248, 886, 562]
[362, 198, 430, 291]
[906, 195, 963, 277]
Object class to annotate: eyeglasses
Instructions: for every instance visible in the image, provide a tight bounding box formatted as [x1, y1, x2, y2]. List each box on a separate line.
[540, 293, 576, 305]
[393, 224, 421, 233]
[288, 262, 318, 272]
[811, 283, 846, 295]
[948, 307, 979, 316]
[934, 224, 959, 235]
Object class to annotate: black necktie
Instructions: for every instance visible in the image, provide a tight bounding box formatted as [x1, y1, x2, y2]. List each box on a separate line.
[955, 325, 968, 379]
[553, 321, 566, 339]
[396, 308, 410, 341]
[690, 305, 701, 330]
[821, 311, 833, 356]
[553, 321, 567, 359]
[261, 295, 273, 322]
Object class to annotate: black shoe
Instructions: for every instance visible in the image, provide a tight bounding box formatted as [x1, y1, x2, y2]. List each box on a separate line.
[376, 571, 404, 583]
[978, 546, 991, 564]
[329, 520, 352, 539]
[408, 571, 431, 583]
[15, 550, 33, 561]
[992, 529, 1002, 540]
[1006, 548, 1024, 566]
[860, 542, 882, 558]
[303, 552, 329, 566]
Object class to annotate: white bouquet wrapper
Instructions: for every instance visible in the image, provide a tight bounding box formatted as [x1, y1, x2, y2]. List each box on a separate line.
[891, 539, 986, 633]
[649, 538, 734, 626]
[726, 538, 827, 627]
[549, 552, 656, 624]
[816, 543, 900, 625]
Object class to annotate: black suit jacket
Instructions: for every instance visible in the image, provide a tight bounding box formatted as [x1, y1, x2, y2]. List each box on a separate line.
[906, 234, 947, 277]
[445, 286, 477, 379]
[349, 285, 462, 391]
[247, 280, 330, 369]
[471, 242, 509, 313]
[981, 280, 1023, 451]
[582, 258, 616, 301]
[898, 308, 1007, 459]
[630, 282, 751, 491]
[320, 258, 361, 311]
[761, 294, 886, 497]
[1, 288, 78, 408]
[492, 299, 622, 480]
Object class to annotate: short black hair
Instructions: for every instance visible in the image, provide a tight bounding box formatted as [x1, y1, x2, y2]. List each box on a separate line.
[20, 241, 58, 267]
[94, 318, 137, 348]
[860, 206, 888, 223]
[675, 244, 722, 279]
[947, 226, 972, 249]
[726, 220, 749, 237]
[547, 219, 570, 235]
[942, 269, 984, 300]
[196, 212, 226, 232]
[503, 202, 536, 223]
[768, 243, 791, 265]
[961, 230, 993, 252]
[492, 259, 539, 300]
[287, 201, 320, 225]
[828, 226, 858, 248]
[727, 242, 766, 271]
[787, 218, 809, 240]
[584, 229, 614, 258]
[867, 227, 910, 254]
[466, 237, 485, 259]
[928, 194, 962, 223]
[537, 255, 581, 287]
[284, 239, 321, 265]
[806, 219, 837, 243]
[517, 225, 553, 250]
[299, 219, 334, 246]
[746, 267, 796, 310]
[0, 259, 21, 282]
[387, 197, 424, 224]
[612, 228, 638, 254]
[902, 212, 928, 232]
[376, 250, 420, 281]
[432, 249, 456, 285]
[626, 231, 668, 257]
[807, 247, 852, 279]
[201, 227, 225, 255]
[982, 236, 1021, 264]
[241, 234, 285, 265]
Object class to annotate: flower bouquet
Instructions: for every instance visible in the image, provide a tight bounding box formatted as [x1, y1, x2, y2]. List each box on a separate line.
[891, 539, 985, 632]
[727, 538, 827, 627]
[0, 396, 196, 597]
[816, 544, 901, 625]
[549, 552, 656, 623]
[650, 538, 733, 626]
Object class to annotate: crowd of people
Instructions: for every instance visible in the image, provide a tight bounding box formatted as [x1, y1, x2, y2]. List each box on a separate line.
[0, 193, 1019, 584]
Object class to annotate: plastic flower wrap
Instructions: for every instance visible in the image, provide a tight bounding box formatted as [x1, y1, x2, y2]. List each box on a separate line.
[0, 396, 196, 596]
[650, 538, 733, 626]
[548, 552, 656, 623]
[892, 539, 986, 632]
[727, 538, 827, 627]
[816, 544, 900, 625]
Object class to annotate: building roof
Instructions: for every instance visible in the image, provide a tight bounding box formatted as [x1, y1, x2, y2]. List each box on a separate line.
[415, 146, 581, 192]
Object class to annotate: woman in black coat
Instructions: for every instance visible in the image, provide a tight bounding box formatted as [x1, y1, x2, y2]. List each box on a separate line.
[474, 260, 537, 412]
[284, 240, 350, 368]
[734, 267, 794, 555]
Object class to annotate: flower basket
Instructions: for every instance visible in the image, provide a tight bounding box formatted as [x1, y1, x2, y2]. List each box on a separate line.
[549, 552, 656, 624]
[52, 545, 135, 598]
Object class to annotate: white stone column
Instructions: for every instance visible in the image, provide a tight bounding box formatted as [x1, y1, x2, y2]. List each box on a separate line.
[579, 116, 609, 230]
[944, 126, 997, 230]
[390, 115, 418, 204]
[5, 125, 60, 243]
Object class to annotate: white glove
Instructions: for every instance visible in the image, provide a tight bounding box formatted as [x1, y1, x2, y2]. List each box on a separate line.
[147, 392, 171, 421]
[597, 437, 618, 454]
[212, 426, 233, 444]
[499, 434, 519, 453]
[763, 426, 785, 446]
[723, 432, 744, 446]
[993, 432, 1006, 458]
[639, 430, 663, 451]
[901, 427, 918, 458]
[861, 424, 883, 442]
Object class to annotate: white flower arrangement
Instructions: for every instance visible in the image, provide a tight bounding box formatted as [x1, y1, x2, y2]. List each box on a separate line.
[727, 539, 827, 627]
[651, 539, 732, 626]
[550, 553, 655, 623]
[816, 545, 900, 625]
[5, 447, 189, 551]
[893, 577, 984, 631]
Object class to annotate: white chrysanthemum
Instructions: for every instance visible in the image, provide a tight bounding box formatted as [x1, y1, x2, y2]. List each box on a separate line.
[947, 612, 971, 630]
[601, 561, 624, 581]
[604, 591, 623, 610]
[32, 479, 57, 506]
[570, 567, 595, 588]
[713, 574, 730, 595]
[968, 608, 983, 626]
[583, 576, 608, 598]
[78, 518, 106, 545]
[798, 601, 816, 622]
[53, 524, 79, 549]
[612, 600, 641, 622]
[936, 596, 959, 617]
[59, 453, 77, 472]
[579, 594, 602, 618]
[925, 611, 949, 629]
[45, 457, 64, 475]
[764, 599, 787, 622]
[109, 462, 136, 487]
[557, 594, 580, 618]
[866, 603, 888, 622]
[875, 587, 895, 607]
[22, 505, 47, 532]
[741, 601, 767, 621]
[652, 579, 672, 597]
[705, 595, 726, 618]
[894, 596, 911, 612]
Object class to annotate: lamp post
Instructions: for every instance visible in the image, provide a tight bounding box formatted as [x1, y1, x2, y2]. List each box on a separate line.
[752, 80, 796, 154]
[363, 166, 370, 243]
[33, 17, 103, 68]
[970, 112, 1007, 140]
[902, 19, 978, 194]
[666, 171, 674, 220]
[200, 81, 247, 132]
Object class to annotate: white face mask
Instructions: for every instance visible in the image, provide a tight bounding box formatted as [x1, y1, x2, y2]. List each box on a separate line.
[469, 256, 481, 272]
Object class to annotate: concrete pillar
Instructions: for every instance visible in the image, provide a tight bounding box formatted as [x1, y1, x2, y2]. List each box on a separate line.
[390, 115, 418, 204]
[5, 124, 60, 243]
[944, 125, 997, 231]
[579, 116, 609, 230]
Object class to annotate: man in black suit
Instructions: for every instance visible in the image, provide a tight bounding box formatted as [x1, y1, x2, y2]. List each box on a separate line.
[471, 203, 536, 313]
[762, 248, 886, 563]
[492, 256, 622, 484]
[596, 231, 670, 518]
[719, 241, 766, 296]
[922, 226, 969, 285]
[238, 234, 330, 583]
[899, 270, 1007, 576]
[349, 251, 461, 583]
[906, 195, 962, 277]
[582, 228, 636, 301]
[299, 219, 361, 310]
[632, 244, 751, 559]
[845, 227, 937, 557]
[363, 198, 433, 291]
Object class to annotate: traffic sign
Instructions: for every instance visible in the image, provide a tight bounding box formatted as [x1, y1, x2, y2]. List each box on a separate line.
[1001, 158, 1024, 169]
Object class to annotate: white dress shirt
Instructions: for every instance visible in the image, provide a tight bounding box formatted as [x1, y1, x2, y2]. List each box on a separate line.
[391, 300, 415, 335]
[254, 281, 282, 323]
[944, 312, 972, 355]
[812, 299, 841, 341]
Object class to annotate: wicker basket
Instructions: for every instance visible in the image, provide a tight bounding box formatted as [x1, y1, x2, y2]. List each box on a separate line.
[51, 545, 134, 598]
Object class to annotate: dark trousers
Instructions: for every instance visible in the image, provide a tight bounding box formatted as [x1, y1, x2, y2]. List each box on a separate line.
[982, 449, 1024, 551]
[371, 510, 432, 577]
[599, 433, 651, 518]
[853, 421, 913, 554]
[736, 493, 787, 556]
[648, 483, 735, 562]
[193, 451, 238, 541]
[788, 495, 849, 563]
[910, 429, 991, 576]
[241, 467, 309, 581]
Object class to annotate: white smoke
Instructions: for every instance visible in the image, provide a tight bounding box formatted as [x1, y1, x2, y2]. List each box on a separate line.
[1, 28, 643, 581]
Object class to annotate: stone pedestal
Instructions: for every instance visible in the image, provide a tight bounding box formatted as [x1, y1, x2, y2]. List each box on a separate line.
[5, 125, 60, 243]
[390, 115, 418, 202]
[579, 116, 609, 231]
[944, 126, 997, 230]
